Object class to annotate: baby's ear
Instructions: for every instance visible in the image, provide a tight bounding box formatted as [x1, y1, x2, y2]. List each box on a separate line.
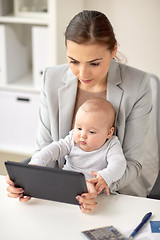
[107, 127, 114, 139]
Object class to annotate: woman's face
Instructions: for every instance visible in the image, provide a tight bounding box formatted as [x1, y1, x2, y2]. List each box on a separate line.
[66, 40, 117, 91]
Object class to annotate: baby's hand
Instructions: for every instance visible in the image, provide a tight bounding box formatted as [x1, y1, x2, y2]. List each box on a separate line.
[89, 171, 110, 195]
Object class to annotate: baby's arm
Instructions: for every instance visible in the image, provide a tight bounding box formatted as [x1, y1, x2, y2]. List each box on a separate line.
[89, 171, 110, 195]
[98, 137, 126, 188]
[88, 137, 126, 195]
[29, 132, 73, 166]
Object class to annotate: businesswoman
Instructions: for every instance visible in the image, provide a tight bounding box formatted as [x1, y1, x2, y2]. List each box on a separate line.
[6, 10, 157, 213]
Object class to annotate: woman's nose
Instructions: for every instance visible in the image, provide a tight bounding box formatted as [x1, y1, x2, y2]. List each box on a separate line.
[79, 65, 89, 79]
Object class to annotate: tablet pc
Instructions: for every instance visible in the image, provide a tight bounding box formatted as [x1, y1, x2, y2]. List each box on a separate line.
[5, 161, 87, 205]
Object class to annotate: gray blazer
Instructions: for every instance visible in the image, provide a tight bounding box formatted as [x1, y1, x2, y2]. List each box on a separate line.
[33, 60, 159, 197]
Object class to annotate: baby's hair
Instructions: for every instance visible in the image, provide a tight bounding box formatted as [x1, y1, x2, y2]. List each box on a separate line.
[80, 98, 116, 127]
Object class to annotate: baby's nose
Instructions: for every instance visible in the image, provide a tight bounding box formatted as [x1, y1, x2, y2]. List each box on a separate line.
[81, 131, 87, 139]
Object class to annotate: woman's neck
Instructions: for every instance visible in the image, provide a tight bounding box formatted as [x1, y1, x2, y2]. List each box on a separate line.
[78, 78, 107, 93]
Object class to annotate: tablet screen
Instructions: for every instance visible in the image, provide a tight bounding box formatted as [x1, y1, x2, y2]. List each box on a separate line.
[5, 161, 87, 205]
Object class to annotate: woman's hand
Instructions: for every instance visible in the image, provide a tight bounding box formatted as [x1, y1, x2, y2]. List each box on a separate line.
[6, 175, 31, 202]
[76, 181, 97, 213]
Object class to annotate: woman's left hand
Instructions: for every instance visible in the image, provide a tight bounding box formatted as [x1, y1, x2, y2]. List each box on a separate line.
[76, 181, 97, 213]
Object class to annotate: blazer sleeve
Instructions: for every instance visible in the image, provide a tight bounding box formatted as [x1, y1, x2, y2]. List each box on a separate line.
[109, 72, 153, 194]
[33, 69, 53, 154]
[33, 66, 62, 156]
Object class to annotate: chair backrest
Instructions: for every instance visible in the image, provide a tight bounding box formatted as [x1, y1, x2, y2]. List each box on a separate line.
[147, 74, 160, 199]
[149, 74, 160, 168]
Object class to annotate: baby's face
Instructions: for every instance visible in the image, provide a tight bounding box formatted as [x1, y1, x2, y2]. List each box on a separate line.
[73, 108, 113, 152]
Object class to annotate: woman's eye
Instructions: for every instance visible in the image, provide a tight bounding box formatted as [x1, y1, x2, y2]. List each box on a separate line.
[70, 60, 79, 65]
[90, 62, 100, 66]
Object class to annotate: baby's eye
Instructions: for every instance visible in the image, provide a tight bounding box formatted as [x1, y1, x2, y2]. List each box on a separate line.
[89, 130, 96, 134]
[77, 127, 82, 131]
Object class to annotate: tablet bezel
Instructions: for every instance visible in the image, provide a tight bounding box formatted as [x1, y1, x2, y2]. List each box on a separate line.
[5, 160, 88, 205]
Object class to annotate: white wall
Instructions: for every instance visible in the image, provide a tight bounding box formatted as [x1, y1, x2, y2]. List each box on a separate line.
[57, 0, 84, 64]
[84, 0, 160, 79]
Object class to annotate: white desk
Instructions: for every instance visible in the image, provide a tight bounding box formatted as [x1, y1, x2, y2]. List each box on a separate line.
[0, 175, 160, 240]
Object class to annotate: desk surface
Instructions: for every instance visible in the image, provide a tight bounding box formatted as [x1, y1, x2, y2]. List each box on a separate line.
[0, 175, 160, 240]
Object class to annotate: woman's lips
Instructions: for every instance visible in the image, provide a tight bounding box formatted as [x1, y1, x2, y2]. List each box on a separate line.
[80, 79, 93, 84]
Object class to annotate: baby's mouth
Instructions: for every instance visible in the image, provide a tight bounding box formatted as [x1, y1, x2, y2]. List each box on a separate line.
[79, 141, 86, 145]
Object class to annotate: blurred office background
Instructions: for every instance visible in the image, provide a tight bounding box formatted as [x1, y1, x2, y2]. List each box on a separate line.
[85, 0, 160, 79]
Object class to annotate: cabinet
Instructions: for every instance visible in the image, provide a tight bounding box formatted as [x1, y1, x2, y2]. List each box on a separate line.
[0, 89, 40, 154]
[0, 0, 84, 91]
[0, 0, 83, 154]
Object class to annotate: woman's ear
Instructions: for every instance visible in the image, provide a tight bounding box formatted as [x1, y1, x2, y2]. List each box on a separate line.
[112, 43, 117, 59]
[107, 127, 114, 139]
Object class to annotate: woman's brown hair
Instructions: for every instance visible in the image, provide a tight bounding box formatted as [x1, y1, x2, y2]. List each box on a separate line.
[65, 10, 117, 52]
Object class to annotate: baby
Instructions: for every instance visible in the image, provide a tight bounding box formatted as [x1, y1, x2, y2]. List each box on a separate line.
[30, 98, 126, 195]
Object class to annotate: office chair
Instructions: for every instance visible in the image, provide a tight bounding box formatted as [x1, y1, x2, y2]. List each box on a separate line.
[147, 74, 160, 200]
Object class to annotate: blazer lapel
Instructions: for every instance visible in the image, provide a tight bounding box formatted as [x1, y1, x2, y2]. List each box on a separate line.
[107, 60, 124, 132]
[58, 68, 78, 138]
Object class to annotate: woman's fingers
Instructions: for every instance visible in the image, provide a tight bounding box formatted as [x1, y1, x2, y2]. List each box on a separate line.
[77, 195, 96, 204]
[7, 184, 23, 193]
[7, 185, 31, 202]
[80, 206, 92, 213]
[19, 196, 31, 202]
[6, 175, 31, 201]
[76, 181, 98, 213]
[79, 203, 97, 213]
[7, 185, 24, 199]
[7, 192, 23, 198]
[77, 195, 97, 213]
[6, 175, 22, 198]
[5, 175, 14, 186]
